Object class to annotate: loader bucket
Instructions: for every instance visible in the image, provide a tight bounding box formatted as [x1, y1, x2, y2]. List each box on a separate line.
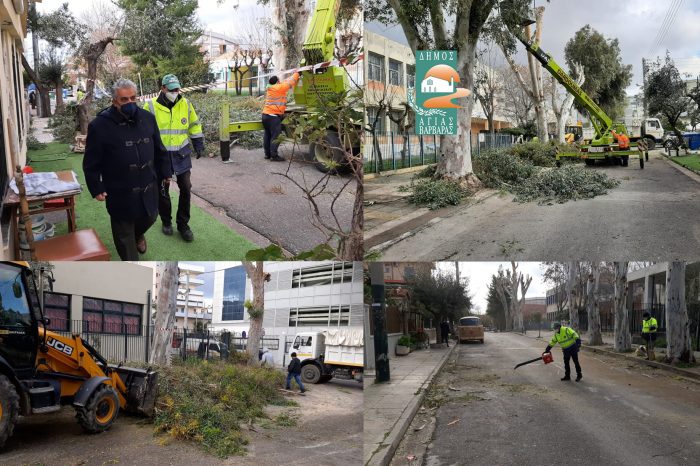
[110, 365, 158, 416]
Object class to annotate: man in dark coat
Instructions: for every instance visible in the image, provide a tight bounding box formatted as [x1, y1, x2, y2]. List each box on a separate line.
[440, 319, 451, 347]
[286, 352, 306, 393]
[83, 78, 172, 260]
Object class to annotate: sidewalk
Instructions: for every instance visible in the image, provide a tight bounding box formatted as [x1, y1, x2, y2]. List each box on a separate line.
[364, 170, 496, 251]
[521, 329, 700, 381]
[364, 344, 455, 466]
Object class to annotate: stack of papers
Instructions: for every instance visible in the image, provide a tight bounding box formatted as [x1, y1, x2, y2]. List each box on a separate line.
[10, 171, 80, 196]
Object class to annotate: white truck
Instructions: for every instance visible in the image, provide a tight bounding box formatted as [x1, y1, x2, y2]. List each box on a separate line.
[289, 329, 363, 384]
[624, 117, 665, 149]
[579, 117, 664, 148]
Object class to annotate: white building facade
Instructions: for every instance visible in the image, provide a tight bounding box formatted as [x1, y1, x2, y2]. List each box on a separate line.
[211, 261, 364, 366]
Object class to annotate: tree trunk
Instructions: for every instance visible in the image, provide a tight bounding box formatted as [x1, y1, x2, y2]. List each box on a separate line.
[665, 262, 696, 364]
[149, 262, 179, 365]
[21, 55, 51, 117]
[54, 82, 64, 110]
[613, 261, 631, 352]
[341, 174, 364, 260]
[586, 263, 604, 345]
[242, 261, 266, 365]
[525, 8, 548, 141]
[436, 40, 480, 186]
[566, 262, 579, 330]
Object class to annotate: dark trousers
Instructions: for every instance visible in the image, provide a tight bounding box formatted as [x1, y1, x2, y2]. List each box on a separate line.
[286, 373, 305, 392]
[563, 347, 582, 377]
[262, 113, 283, 158]
[441, 332, 449, 346]
[159, 171, 191, 230]
[110, 214, 157, 260]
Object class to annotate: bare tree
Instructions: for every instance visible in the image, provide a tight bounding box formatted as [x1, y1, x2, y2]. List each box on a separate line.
[665, 262, 696, 364]
[495, 262, 531, 333]
[586, 262, 604, 345]
[550, 62, 584, 142]
[500, 63, 535, 130]
[499, 6, 548, 140]
[565, 261, 578, 330]
[474, 43, 502, 136]
[149, 262, 179, 365]
[613, 261, 631, 352]
[242, 261, 267, 365]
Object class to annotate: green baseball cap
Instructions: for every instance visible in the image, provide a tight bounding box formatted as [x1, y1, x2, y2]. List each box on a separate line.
[162, 74, 181, 90]
[551, 321, 562, 330]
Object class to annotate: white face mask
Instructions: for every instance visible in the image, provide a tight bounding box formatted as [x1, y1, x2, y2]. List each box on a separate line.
[165, 91, 179, 102]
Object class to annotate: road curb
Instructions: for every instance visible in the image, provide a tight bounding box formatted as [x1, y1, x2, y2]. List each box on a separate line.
[366, 189, 499, 253]
[660, 152, 700, 184]
[517, 331, 700, 383]
[366, 343, 458, 466]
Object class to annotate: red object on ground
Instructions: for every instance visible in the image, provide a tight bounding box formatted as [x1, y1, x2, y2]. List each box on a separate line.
[22, 166, 33, 174]
[542, 352, 554, 364]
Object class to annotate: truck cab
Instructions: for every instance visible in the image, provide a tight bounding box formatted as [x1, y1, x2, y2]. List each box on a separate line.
[289, 330, 363, 384]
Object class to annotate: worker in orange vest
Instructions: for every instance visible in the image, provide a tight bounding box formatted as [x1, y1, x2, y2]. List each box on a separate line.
[611, 130, 630, 150]
[262, 72, 300, 161]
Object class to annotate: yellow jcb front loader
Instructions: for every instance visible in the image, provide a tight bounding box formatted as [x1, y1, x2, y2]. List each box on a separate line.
[0, 261, 157, 449]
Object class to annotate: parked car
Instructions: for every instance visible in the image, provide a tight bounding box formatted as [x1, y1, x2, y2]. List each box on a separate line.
[663, 131, 681, 150]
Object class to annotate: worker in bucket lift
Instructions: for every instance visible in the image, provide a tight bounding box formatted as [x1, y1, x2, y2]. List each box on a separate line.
[611, 129, 630, 150]
[544, 321, 583, 382]
[262, 72, 300, 161]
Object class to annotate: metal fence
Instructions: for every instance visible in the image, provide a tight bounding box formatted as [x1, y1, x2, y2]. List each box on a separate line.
[363, 131, 515, 173]
[48, 320, 285, 363]
[50, 319, 152, 364]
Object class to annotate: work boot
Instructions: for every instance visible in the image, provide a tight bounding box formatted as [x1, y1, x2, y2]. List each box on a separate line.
[162, 224, 173, 236]
[179, 228, 194, 242]
[576, 374, 583, 382]
[270, 155, 286, 162]
[264, 154, 271, 159]
[560, 376, 571, 381]
[136, 236, 147, 254]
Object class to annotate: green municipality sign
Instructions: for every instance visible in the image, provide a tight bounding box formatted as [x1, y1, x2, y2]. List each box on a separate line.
[414, 50, 470, 135]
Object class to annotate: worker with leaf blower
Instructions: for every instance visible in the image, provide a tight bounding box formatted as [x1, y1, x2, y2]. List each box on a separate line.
[544, 322, 583, 382]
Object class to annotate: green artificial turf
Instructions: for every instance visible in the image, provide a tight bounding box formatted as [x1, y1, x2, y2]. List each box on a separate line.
[27, 142, 258, 260]
[672, 155, 700, 172]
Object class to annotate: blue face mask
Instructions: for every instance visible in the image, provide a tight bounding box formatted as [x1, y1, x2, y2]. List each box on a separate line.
[120, 102, 138, 117]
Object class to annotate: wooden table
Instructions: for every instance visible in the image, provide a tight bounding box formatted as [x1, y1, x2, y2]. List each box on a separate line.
[5, 186, 81, 259]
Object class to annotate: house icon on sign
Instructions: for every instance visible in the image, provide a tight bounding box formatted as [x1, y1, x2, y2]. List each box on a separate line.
[421, 75, 454, 94]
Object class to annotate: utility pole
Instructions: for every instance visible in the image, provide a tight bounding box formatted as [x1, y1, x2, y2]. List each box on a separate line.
[642, 58, 648, 117]
[183, 272, 190, 331]
[369, 262, 390, 383]
[455, 261, 460, 284]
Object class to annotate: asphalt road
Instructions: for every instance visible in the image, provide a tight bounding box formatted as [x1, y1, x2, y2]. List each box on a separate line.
[392, 332, 700, 466]
[190, 143, 355, 254]
[379, 152, 700, 261]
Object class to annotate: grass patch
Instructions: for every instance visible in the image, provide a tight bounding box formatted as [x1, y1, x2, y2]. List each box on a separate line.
[273, 411, 299, 427]
[153, 359, 287, 458]
[27, 142, 258, 260]
[399, 178, 471, 210]
[672, 154, 700, 172]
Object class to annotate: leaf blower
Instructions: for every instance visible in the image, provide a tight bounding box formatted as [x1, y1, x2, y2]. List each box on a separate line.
[514, 352, 553, 370]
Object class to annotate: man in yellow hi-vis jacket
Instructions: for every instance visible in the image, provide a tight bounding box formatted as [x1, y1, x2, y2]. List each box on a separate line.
[544, 322, 583, 382]
[144, 74, 204, 242]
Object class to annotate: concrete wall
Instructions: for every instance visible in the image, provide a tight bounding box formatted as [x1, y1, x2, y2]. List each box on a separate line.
[51, 262, 153, 322]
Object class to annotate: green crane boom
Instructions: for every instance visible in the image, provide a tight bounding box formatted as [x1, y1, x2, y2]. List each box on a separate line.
[512, 29, 614, 144]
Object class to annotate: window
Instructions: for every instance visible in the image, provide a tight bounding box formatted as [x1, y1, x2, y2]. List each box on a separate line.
[368, 52, 385, 82]
[222, 266, 246, 321]
[289, 305, 351, 327]
[82, 297, 142, 335]
[0, 264, 32, 327]
[291, 262, 354, 288]
[44, 292, 70, 332]
[366, 107, 385, 133]
[403, 266, 415, 280]
[406, 65, 416, 89]
[389, 59, 403, 86]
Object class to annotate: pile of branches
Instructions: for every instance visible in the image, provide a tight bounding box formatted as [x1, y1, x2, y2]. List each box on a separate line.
[153, 359, 289, 457]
